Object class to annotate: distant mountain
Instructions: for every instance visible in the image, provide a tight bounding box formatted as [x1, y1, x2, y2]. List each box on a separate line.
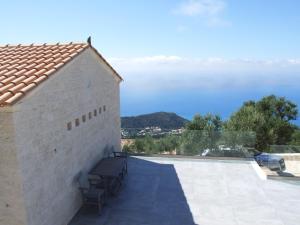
[121, 112, 189, 129]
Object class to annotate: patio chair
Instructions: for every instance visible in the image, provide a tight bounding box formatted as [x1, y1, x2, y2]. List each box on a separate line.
[77, 172, 106, 214]
[103, 145, 114, 158]
[113, 151, 128, 158]
[112, 151, 128, 177]
[88, 174, 107, 190]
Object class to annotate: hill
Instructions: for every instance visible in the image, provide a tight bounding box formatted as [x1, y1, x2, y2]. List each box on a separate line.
[121, 112, 189, 129]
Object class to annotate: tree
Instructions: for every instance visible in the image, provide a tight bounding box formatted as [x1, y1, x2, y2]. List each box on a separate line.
[289, 129, 300, 146]
[156, 135, 180, 153]
[180, 113, 222, 155]
[225, 104, 265, 130]
[224, 104, 269, 150]
[134, 138, 146, 153]
[186, 113, 222, 131]
[256, 95, 297, 122]
[134, 135, 156, 154]
[122, 143, 136, 153]
[225, 95, 298, 151]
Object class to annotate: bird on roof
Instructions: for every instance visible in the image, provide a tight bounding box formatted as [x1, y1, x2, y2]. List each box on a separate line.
[87, 36, 92, 45]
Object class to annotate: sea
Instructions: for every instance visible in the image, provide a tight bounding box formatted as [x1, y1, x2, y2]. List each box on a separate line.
[121, 87, 300, 126]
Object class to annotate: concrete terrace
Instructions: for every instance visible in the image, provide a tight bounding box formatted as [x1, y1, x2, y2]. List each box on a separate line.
[70, 156, 300, 225]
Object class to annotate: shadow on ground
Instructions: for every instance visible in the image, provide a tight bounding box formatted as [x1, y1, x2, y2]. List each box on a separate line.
[277, 171, 295, 177]
[69, 157, 197, 225]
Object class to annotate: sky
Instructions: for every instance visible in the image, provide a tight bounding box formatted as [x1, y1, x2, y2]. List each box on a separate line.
[1, 0, 300, 124]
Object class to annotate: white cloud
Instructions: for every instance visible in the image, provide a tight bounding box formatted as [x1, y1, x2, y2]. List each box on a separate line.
[173, 0, 230, 27]
[174, 0, 225, 16]
[108, 56, 300, 93]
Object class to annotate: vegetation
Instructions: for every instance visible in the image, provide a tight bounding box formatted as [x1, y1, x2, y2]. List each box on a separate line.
[121, 112, 189, 129]
[179, 114, 223, 155]
[225, 95, 298, 151]
[123, 95, 299, 154]
[289, 129, 300, 146]
[123, 134, 180, 154]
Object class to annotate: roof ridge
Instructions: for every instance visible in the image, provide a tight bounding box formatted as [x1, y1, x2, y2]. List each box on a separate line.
[0, 42, 88, 48]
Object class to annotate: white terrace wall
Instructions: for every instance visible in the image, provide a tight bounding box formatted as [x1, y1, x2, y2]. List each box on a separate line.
[0, 108, 27, 225]
[11, 48, 121, 225]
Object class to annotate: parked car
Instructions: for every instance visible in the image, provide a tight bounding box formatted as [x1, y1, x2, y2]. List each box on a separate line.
[253, 150, 286, 171]
[202, 147, 286, 171]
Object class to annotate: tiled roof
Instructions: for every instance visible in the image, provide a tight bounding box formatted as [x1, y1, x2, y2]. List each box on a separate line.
[0, 42, 122, 107]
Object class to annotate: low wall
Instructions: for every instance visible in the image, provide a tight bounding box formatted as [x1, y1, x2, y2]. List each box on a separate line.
[272, 153, 300, 161]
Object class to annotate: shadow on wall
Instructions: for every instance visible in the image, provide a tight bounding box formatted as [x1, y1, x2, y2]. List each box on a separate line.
[70, 157, 197, 225]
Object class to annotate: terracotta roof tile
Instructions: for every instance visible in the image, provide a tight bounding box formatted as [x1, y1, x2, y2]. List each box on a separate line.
[0, 76, 7, 82]
[0, 59, 12, 64]
[34, 58, 46, 63]
[34, 68, 47, 76]
[9, 83, 26, 93]
[15, 68, 27, 76]
[4, 69, 18, 76]
[4, 92, 24, 105]
[0, 92, 13, 102]
[0, 69, 9, 76]
[54, 62, 64, 70]
[62, 57, 71, 63]
[0, 83, 14, 93]
[52, 53, 61, 58]
[19, 83, 36, 93]
[25, 63, 37, 70]
[9, 59, 20, 64]
[22, 76, 37, 84]
[7, 64, 19, 70]
[44, 68, 56, 76]
[0, 65, 8, 70]
[0, 41, 122, 106]
[44, 63, 55, 69]
[26, 58, 38, 64]
[2, 75, 17, 83]
[0, 42, 88, 106]
[33, 75, 47, 85]
[34, 63, 46, 70]
[44, 57, 54, 64]
[24, 68, 38, 76]
[17, 58, 30, 64]
[52, 49, 60, 55]
[11, 75, 27, 85]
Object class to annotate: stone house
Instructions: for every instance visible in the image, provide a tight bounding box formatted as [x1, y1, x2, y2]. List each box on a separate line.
[0, 40, 122, 225]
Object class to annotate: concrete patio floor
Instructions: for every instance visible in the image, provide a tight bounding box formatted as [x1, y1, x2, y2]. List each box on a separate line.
[69, 156, 300, 225]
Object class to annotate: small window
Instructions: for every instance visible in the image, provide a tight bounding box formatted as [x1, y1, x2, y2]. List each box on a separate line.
[99, 107, 102, 114]
[94, 109, 97, 116]
[89, 112, 92, 119]
[82, 115, 86, 123]
[67, 122, 72, 131]
[103, 105, 106, 112]
[75, 118, 80, 127]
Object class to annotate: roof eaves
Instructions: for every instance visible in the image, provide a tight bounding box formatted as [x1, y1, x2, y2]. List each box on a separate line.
[89, 45, 123, 82]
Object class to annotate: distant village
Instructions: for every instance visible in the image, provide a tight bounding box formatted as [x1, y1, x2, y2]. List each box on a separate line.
[121, 126, 184, 138]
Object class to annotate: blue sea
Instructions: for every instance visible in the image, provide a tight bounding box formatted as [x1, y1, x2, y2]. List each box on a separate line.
[121, 86, 300, 126]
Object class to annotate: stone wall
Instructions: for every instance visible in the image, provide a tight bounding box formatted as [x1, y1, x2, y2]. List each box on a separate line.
[10, 48, 121, 225]
[0, 107, 27, 225]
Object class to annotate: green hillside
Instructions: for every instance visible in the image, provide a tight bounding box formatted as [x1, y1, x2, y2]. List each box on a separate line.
[121, 112, 189, 129]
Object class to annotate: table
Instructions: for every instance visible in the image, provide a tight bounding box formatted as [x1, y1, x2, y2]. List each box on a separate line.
[89, 157, 127, 195]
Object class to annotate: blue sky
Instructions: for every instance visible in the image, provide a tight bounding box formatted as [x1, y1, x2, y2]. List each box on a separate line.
[1, 0, 300, 123]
